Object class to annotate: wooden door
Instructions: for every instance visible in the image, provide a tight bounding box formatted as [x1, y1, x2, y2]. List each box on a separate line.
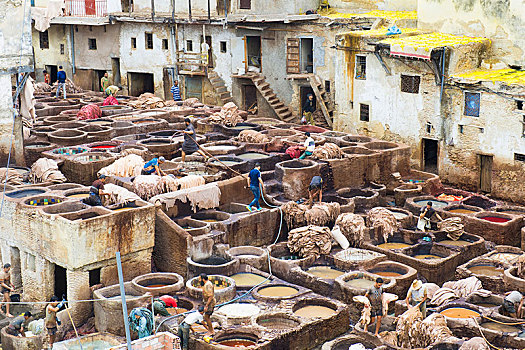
[185, 76, 202, 101]
[243, 85, 257, 110]
[286, 38, 300, 74]
[480, 155, 493, 192]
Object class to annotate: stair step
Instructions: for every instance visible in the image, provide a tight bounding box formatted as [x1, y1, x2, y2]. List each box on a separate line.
[222, 97, 234, 103]
[219, 92, 231, 99]
[270, 101, 284, 109]
[258, 82, 270, 90]
[261, 90, 274, 97]
[275, 106, 289, 114]
[267, 96, 279, 104]
[215, 86, 227, 94]
[208, 71, 218, 78]
[210, 77, 222, 84]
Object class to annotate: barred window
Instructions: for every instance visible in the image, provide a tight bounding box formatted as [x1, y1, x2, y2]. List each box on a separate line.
[240, 0, 251, 9]
[131, 37, 137, 49]
[355, 55, 366, 80]
[88, 38, 97, 50]
[39, 31, 49, 49]
[360, 103, 370, 122]
[464, 92, 480, 117]
[401, 74, 420, 93]
[145, 33, 153, 50]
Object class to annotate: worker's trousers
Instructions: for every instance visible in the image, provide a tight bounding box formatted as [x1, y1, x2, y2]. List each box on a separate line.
[56, 83, 66, 99]
[249, 185, 261, 209]
[178, 323, 191, 350]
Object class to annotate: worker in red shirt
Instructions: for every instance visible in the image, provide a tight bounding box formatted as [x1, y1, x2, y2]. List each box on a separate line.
[152, 295, 179, 316]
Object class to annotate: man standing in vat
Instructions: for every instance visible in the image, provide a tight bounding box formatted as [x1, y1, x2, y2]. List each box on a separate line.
[306, 175, 323, 208]
[405, 279, 428, 318]
[178, 305, 205, 350]
[417, 201, 443, 231]
[198, 274, 216, 336]
[180, 118, 208, 162]
[0, 263, 15, 317]
[364, 277, 384, 336]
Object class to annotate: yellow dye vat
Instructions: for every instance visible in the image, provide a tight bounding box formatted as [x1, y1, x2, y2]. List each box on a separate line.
[448, 208, 478, 214]
[439, 240, 471, 246]
[468, 265, 503, 277]
[258, 286, 298, 297]
[440, 308, 480, 319]
[378, 242, 410, 250]
[294, 305, 336, 318]
[230, 273, 269, 286]
[306, 266, 344, 279]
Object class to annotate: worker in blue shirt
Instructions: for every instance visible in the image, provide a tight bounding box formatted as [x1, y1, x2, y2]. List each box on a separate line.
[55, 66, 67, 99]
[142, 156, 167, 176]
[246, 163, 264, 212]
[170, 80, 182, 101]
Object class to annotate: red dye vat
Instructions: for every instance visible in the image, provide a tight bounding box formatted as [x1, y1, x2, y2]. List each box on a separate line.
[295, 125, 327, 133]
[481, 216, 510, 223]
[91, 145, 115, 149]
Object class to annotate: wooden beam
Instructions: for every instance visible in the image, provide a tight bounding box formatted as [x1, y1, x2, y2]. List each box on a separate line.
[309, 75, 332, 128]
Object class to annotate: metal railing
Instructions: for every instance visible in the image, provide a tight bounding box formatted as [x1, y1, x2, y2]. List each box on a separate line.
[65, 0, 107, 17]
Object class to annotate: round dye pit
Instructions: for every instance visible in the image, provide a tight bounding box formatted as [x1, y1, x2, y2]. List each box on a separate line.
[414, 254, 442, 260]
[5, 189, 46, 199]
[257, 285, 299, 297]
[306, 266, 344, 279]
[230, 273, 268, 286]
[345, 278, 375, 289]
[438, 240, 471, 247]
[448, 208, 478, 214]
[256, 314, 300, 330]
[389, 211, 409, 219]
[211, 160, 242, 167]
[52, 147, 87, 155]
[237, 152, 268, 160]
[414, 200, 448, 208]
[218, 339, 256, 347]
[440, 307, 480, 318]
[480, 322, 521, 333]
[468, 265, 503, 277]
[294, 305, 336, 318]
[479, 216, 511, 223]
[67, 193, 89, 199]
[195, 256, 230, 266]
[378, 242, 411, 250]
[26, 197, 62, 206]
[371, 271, 403, 278]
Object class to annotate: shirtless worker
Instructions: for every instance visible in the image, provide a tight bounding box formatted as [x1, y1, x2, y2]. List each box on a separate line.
[198, 273, 215, 336]
[0, 263, 15, 317]
[46, 296, 64, 349]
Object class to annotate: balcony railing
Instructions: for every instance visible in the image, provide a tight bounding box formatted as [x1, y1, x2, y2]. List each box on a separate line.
[65, 0, 107, 17]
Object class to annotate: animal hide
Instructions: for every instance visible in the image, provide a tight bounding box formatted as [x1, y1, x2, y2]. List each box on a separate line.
[281, 201, 340, 230]
[459, 337, 490, 350]
[150, 182, 221, 212]
[30, 158, 66, 183]
[334, 213, 366, 247]
[102, 183, 141, 206]
[76, 104, 102, 120]
[287, 225, 332, 259]
[99, 154, 145, 177]
[367, 207, 399, 243]
[0, 168, 24, 186]
[133, 174, 205, 200]
[517, 253, 525, 279]
[208, 102, 244, 127]
[353, 295, 371, 328]
[182, 98, 200, 107]
[238, 129, 269, 144]
[431, 277, 483, 306]
[438, 217, 464, 241]
[312, 142, 343, 160]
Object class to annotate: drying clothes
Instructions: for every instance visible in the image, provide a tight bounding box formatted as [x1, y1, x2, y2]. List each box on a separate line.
[208, 102, 244, 127]
[238, 129, 269, 144]
[76, 104, 102, 120]
[285, 145, 303, 159]
[334, 213, 366, 247]
[459, 337, 490, 350]
[353, 295, 371, 329]
[367, 207, 399, 243]
[182, 98, 200, 107]
[102, 183, 141, 206]
[311, 142, 343, 160]
[438, 217, 464, 241]
[99, 154, 145, 178]
[0, 168, 24, 186]
[30, 158, 67, 183]
[287, 225, 332, 259]
[281, 201, 340, 230]
[150, 182, 221, 212]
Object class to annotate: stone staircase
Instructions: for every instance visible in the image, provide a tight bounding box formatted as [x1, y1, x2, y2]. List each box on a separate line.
[208, 69, 233, 105]
[308, 74, 334, 129]
[247, 72, 297, 123]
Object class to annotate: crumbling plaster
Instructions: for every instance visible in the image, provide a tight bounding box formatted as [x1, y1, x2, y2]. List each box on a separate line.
[32, 24, 73, 81]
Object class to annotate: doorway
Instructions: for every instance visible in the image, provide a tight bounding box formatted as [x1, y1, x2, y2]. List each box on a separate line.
[245, 36, 261, 72]
[185, 76, 202, 101]
[479, 154, 493, 192]
[300, 86, 315, 115]
[201, 35, 213, 68]
[243, 84, 257, 111]
[422, 138, 438, 174]
[95, 69, 106, 92]
[128, 72, 154, 96]
[163, 68, 175, 100]
[9, 247, 22, 289]
[45, 65, 58, 84]
[111, 58, 121, 86]
[300, 38, 313, 73]
[54, 264, 67, 299]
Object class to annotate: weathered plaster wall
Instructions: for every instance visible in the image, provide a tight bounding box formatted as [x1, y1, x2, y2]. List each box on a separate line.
[120, 22, 173, 97]
[74, 24, 120, 70]
[418, 0, 525, 67]
[32, 24, 73, 81]
[230, 0, 318, 15]
[440, 86, 525, 202]
[330, 0, 417, 11]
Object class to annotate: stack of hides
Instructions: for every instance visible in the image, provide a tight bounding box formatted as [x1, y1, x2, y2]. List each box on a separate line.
[99, 154, 145, 177]
[287, 225, 331, 259]
[208, 102, 244, 127]
[76, 104, 102, 120]
[312, 143, 343, 160]
[238, 130, 269, 144]
[133, 174, 205, 200]
[30, 158, 67, 183]
[281, 201, 340, 229]
[102, 183, 141, 206]
[430, 276, 485, 306]
[334, 213, 366, 247]
[367, 207, 399, 243]
[127, 93, 179, 109]
[439, 217, 464, 240]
